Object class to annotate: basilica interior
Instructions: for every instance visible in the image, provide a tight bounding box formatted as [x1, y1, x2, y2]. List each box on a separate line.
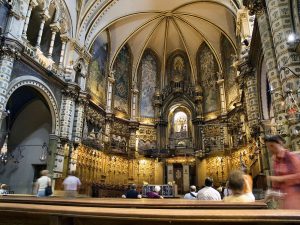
[0, 0, 299, 201]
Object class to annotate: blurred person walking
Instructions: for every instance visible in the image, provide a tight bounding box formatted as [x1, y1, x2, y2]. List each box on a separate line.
[63, 171, 81, 198]
[265, 135, 300, 209]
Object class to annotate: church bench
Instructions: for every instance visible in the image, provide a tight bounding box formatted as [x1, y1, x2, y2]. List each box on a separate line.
[0, 202, 299, 225]
[0, 196, 267, 209]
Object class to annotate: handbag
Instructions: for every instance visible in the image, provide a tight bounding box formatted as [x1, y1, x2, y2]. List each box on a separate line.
[45, 185, 52, 196]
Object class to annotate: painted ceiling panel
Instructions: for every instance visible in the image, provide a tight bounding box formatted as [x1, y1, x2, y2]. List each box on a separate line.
[127, 18, 165, 82]
[146, 19, 167, 67]
[173, 17, 204, 83]
[166, 18, 185, 57]
[179, 14, 223, 66]
[109, 14, 162, 67]
[175, 2, 236, 48]
[83, 0, 238, 84]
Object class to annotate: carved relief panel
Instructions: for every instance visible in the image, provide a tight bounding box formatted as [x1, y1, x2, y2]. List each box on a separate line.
[137, 125, 156, 151]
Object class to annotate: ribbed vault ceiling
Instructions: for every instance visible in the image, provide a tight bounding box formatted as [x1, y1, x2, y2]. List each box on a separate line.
[79, 0, 240, 83]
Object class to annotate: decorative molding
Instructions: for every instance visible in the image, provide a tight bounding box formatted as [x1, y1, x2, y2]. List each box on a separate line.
[6, 77, 60, 135]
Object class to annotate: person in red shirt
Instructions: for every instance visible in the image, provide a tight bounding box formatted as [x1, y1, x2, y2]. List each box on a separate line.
[265, 135, 300, 209]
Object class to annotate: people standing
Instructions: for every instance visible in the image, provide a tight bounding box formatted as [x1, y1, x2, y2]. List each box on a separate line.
[265, 135, 300, 209]
[184, 185, 198, 199]
[36, 170, 51, 197]
[63, 171, 81, 198]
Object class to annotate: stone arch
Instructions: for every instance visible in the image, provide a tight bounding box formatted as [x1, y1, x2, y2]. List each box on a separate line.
[6, 76, 60, 136]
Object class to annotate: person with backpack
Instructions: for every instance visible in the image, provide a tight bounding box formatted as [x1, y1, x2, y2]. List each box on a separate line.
[265, 135, 300, 209]
[183, 185, 197, 199]
[36, 170, 52, 197]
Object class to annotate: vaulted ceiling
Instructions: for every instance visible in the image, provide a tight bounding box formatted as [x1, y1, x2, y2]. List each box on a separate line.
[76, 0, 241, 81]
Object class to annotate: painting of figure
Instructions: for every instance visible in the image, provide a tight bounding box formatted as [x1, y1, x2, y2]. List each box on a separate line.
[140, 52, 157, 118]
[113, 45, 131, 114]
[168, 53, 189, 82]
[221, 35, 239, 108]
[87, 31, 108, 106]
[197, 43, 220, 113]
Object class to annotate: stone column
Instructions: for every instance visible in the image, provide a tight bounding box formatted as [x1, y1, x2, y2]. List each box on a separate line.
[167, 164, 174, 183]
[104, 114, 113, 145]
[106, 70, 115, 114]
[73, 92, 88, 143]
[182, 164, 190, 193]
[265, 0, 300, 150]
[0, 39, 22, 123]
[58, 34, 69, 68]
[36, 11, 50, 49]
[22, 0, 38, 39]
[128, 121, 139, 157]
[131, 85, 139, 121]
[216, 73, 227, 116]
[244, 1, 288, 136]
[237, 61, 260, 128]
[47, 23, 60, 59]
[60, 85, 78, 140]
[153, 91, 167, 150]
[46, 134, 59, 177]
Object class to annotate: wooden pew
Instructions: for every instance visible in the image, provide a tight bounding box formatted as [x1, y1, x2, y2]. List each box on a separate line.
[0, 202, 299, 225]
[0, 196, 267, 209]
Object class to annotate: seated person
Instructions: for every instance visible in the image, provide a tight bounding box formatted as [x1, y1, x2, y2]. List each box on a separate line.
[197, 177, 221, 200]
[223, 180, 232, 197]
[243, 169, 255, 201]
[122, 184, 142, 199]
[146, 185, 164, 199]
[0, 184, 9, 195]
[184, 185, 197, 199]
[223, 170, 255, 202]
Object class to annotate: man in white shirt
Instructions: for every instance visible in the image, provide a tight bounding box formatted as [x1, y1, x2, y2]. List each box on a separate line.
[197, 177, 221, 200]
[63, 171, 81, 198]
[184, 185, 198, 199]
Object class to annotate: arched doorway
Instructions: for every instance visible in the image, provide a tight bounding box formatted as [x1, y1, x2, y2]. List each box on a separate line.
[0, 86, 52, 194]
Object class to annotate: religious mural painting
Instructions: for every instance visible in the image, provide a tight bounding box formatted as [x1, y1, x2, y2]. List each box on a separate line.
[139, 51, 157, 118]
[197, 43, 220, 114]
[168, 52, 189, 83]
[221, 35, 239, 109]
[113, 45, 131, 114]
[87, 30, 109, 106]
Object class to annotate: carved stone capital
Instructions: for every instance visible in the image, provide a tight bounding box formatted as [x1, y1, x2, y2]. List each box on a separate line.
[243, 0, 265, 16]
[62, 84, 79, 99]
[29, 0, 38, 8]
[107, 76, 115, 84]
[109, 70, 115, 79]
[77, 91, 89, 105]
[40, 11, 50, 21]
[60, 33, 69, 43]
[128, 121, 139, 131]
[50, 23, 61, 33]
[0, 38, 23, 60]
[105, 113, 114, 123]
